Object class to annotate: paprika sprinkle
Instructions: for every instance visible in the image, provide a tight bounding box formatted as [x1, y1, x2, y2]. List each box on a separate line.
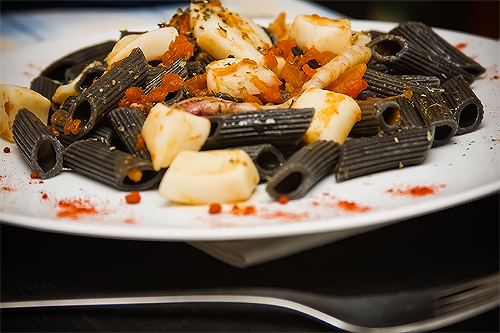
[209, 203, 222, 214]
[125, 191, 141, 204]
[57, 198, 99, 220]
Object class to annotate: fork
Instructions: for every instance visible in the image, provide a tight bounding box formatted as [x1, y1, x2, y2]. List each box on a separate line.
[1, 273, 498, 332]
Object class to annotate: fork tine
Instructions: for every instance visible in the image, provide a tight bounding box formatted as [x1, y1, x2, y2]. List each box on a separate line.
[433, 274, 499, 316]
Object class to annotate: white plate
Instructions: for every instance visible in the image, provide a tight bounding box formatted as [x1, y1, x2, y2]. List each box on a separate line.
[1, 20, 499, 241]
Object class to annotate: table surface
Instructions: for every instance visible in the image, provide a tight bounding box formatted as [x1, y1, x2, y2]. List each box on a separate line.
[1, 193, 499, 331]
[1, 1, 499, 331]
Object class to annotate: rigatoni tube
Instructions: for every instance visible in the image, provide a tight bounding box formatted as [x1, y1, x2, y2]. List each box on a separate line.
[63, 139, 164, 191]
[336, 127, 434, 182]
[266, 140, 341, 201]
[12, 108, 64, 179]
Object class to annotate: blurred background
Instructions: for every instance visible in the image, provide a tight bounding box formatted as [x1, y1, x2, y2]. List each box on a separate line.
[1, 0, 498, 39]
[314, 0, 499, 39]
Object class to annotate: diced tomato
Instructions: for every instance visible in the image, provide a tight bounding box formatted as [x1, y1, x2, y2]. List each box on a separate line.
[162, 35, 195, 68]
[302, 63, 317, 79]
[281, 62, 307, 92]
[119, 87, 151, 107]
[264, 52, 278, 70]
[184, 73, 207, 96]
[148, 73, 185, 102]
[250, 76, 283, 104]
[267, 39, 296, 62]
[166, 11, 191, 36]
[326, 63, 368, 99]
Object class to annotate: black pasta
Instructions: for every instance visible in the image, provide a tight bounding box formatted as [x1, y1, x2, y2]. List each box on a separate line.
[389, 21, 486, 77]
[359, 68, 409, 99]
[411, 87, 458, 147]
[65, 47, 148, 139]
[143, 57, 189, 95]
[30, 76, 60, 100]
[351, 97, 401, 136]
[12, 108, 64, 179]
[274, 140, 308, 159]
[336, 127, 434, 182]
[358, 68, 441, 100]
[441, 75, 484, 134]
[266, 140, 341, 201]
[72, 64, 107, 93]
[393, 96, 426, 130]
[186, 61, 206, 78]
[63, 139, 165, 191]
[202, 108, 315, 150]
[52, 122, 120, 148]
[396, 74, 441, 88]
[39, 40, 116, 83]
[367, 34, 475, 84]
[29, 76, 61, 118]
[107, 106, 150, 160]
[231, 143, 286, 181]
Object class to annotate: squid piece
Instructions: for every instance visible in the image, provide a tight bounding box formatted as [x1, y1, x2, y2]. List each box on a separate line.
[189, 0, 271, 63]
[141, 103, 211, 171]
[291, 88, 361, 144]
[289, 15, 352, 54]
[206, 58, 282, 102]
[158, 149, 260, 205]
[301, 45, 372, 90]
[105, 27, 178, 66]
[0, 84, 51, 142]
[195, 27, 267, 65]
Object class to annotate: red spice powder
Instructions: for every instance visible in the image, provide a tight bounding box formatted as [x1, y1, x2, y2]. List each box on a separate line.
[57, 198, 99, 220]
[337, 200, 371, 213]
[30, 172, 38, 179]
[492, 75, 499, 80]
[455, 43, 467, 51]
[209, 203, 222, 214]
[312, 193, 371, 213]
[41, 192, 48, 200]
[124, 218, 136, 224]
[125, 191, 141, 204]
[278, 196, 289, 205]
[1, 186, 14, 192]
[260, 209, 309, 221]
[387, 185, 444, 197]
[230, 204, 257, 216]
[3, 146, 10, 153]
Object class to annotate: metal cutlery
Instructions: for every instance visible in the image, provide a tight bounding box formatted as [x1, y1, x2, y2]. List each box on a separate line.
[1, 273, 498, 332]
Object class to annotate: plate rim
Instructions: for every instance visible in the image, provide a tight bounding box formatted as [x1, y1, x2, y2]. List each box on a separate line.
[1, 19, 499, 241]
